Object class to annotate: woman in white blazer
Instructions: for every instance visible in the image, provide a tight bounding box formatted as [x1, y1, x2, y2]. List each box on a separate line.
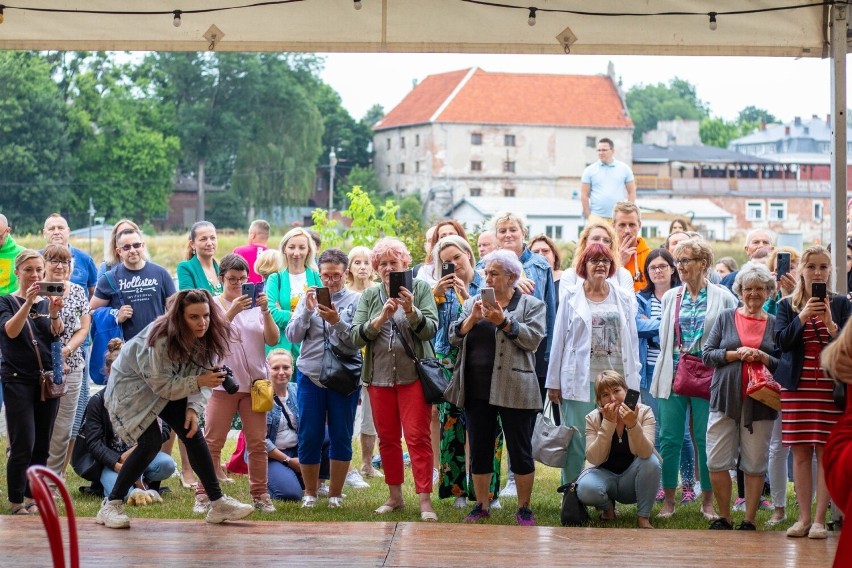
[650, 239, 738, 520]
[546, 243, 641, 485]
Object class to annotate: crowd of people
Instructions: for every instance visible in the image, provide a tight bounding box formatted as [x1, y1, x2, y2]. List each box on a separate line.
[0, 181, 850, 542]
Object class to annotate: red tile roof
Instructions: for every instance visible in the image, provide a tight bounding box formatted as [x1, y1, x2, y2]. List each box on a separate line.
[375, 68, 633, 130]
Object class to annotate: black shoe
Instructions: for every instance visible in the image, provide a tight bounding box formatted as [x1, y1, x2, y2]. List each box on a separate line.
[709, 518, 734, 530]
[78, 485, 101, 497]
[736, 520, 757, 531]
[157, 486, 172, 496]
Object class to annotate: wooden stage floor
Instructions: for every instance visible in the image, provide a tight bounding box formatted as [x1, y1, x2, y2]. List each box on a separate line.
[0, 516, 838, 567]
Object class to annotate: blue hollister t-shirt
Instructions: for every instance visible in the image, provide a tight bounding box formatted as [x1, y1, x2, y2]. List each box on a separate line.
[93, 261, 176, 340]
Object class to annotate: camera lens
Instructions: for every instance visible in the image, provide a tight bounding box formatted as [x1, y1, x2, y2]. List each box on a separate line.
[220, 365, 239, 395]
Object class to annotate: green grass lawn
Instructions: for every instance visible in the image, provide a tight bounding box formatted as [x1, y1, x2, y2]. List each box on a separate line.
[0, 434, 811, 530]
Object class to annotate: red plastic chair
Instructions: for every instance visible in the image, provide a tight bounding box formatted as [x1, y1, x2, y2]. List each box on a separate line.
[26, 465, 80, 568]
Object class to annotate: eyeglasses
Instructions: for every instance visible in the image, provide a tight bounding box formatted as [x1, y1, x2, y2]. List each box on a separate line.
[675, 258, 698, 266]
[224, 276, 248, 285]
[320, 274, 343, 282]
[649, 265, 672, 273]
[119, 242, 145, 252]
[588, 258, 612, 266]
[46, 258, 71, 267]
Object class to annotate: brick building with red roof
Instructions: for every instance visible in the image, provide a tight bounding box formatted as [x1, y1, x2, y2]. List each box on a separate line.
[373, 65, 633, 218]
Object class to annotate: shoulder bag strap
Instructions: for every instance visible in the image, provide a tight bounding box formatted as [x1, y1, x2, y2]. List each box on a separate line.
[105, 268, 125, 306]
[673, 287, 685, 352]
[378, 286, 418, 362]
[10, 295, 46, 373]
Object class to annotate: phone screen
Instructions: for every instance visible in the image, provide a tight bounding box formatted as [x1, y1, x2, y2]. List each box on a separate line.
[624, 388, 640, 411]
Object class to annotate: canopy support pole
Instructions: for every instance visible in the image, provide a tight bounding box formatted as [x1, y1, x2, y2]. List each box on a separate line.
[830, 4, 848, 294]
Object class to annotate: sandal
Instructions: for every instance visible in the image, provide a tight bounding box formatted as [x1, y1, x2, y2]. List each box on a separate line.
[9, 503, 30, 515]
[420, 511, 438, 522]
[25, 501, 39, 514]
[374, 503, 403, 515]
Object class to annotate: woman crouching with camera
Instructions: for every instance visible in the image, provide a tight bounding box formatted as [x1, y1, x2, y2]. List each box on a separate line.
[450, 249, 545, 526]
[194, 254, 280, 514]
[576, 371, 661, 529]
[96, 289, 254, 528]
[0, 250, 64, 515]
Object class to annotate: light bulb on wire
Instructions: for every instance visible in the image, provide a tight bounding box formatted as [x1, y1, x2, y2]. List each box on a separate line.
[173, 10, 182, 27]
[353, 0, 362, 9]
[528, 7, 537, 26]
[708, 12, 717, 31]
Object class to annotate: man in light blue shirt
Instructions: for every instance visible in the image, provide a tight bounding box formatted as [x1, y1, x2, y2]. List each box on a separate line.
[580, 138, 636, 220]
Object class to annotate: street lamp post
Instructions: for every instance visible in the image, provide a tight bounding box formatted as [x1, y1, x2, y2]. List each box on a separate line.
[328, 148, 338, 212]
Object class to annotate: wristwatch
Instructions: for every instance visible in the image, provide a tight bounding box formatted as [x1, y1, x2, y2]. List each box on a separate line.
[282, 455, 291, 464]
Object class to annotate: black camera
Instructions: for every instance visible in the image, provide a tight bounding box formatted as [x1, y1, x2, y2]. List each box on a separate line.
[219, 365, 239, 395]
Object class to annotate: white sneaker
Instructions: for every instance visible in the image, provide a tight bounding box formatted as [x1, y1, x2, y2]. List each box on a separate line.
[253, 494, 275, 513]
[500, 479, 518, 498]
[453, 497, 468, 508]
[95, 498, 130, 529]
[206, 495, 253, 524]
[490, 498, 502, 510]
[328, 496, 344, 508]
[301, 495, 318, 508]
[193, 494, 211, 514]
[345, 469, 370, 489]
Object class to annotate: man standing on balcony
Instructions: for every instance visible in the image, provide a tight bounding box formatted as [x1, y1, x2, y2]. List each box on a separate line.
[581, 138, 636, 223]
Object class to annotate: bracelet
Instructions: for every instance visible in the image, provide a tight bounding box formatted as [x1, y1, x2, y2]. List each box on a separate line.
[50, 315, 60, 320]
[497, 317, 509, 330]
[283, 455, 290, 464]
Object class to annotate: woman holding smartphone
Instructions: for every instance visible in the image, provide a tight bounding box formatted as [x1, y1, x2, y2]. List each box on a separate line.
[0, 250, 64, 515]
[96, 289, 253, 528]
[576, 371, 660, 529]
[774, 245, 852, 539]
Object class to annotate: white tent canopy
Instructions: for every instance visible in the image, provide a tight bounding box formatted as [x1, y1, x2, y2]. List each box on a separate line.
[0, 0, 836, 56]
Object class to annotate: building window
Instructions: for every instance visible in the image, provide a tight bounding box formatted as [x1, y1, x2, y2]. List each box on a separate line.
[386, 138, 391, 150]
[415, 134, 420, 146]
[545, 225, 563, 240]
[503, 187, 516, 197]
[415, 161, 420, 173]
[641, 227, 659, 239]
[469, 187, 482, 197]
[398, 163, 405, 174]
[746, 201, 764, 221]
[470, 160, 482, 172]
[471, 132, 483, 145]
[400, 136, 405, 149]
[503, 161, 516, 173]
[504, 134, 516, 147]
[813, 201, 824, 221]
[586, 136, 597, 148]
[769, 201, 787, 221]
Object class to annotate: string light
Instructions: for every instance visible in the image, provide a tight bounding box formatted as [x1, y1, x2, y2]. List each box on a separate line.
[708, 12, 717, 31]
[173, 9, 181, 27]
[527, 7, 536, 26]
[353, 0, 362, 9]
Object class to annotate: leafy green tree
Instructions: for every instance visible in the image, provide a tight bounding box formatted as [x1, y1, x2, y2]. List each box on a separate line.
[362, 104, 385, 127]
[626, 78, 710, 142]
[0, 52, 72, 232]
[699, 117, 742, 148]
[344, 165, 382, 202]
[737, 106, 776, 125]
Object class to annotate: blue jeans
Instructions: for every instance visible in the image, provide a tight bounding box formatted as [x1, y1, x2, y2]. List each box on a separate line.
[576, 455, 662, 518]
[296, 369, 358, 464]
[100, 451, 176, 498]
[268, 443, 330, 501]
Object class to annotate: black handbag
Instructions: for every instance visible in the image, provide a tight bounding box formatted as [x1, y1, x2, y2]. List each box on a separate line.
[71, 405, 102, 482]
[389, 318, 448, 404]
[556, 477, 590, 526]
[318, 322, 362, 396]
[833, 380, 848, 410]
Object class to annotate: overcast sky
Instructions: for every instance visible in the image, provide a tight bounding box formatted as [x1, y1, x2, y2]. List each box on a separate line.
[319, 53, 843, 125]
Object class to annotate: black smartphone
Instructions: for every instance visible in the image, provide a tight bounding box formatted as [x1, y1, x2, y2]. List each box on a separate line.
[441, 261, 455, 278]
[776, 252, 791, 282]
[241, 283, 257, 307]
[389, 270, 413, 298]
[316, 286, 332, 309]
[812, 282, 827, 300]
[37, 281, 65, 296]
[624, 388, 641, 411]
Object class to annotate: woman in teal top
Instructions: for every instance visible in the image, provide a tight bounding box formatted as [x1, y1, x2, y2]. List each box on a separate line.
[266, 227, 321, 358]
[177, 221, 222, 296]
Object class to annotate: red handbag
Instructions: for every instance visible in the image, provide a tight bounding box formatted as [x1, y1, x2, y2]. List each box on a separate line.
[746, 363, 781, 410]
[672, 289, 712, 400]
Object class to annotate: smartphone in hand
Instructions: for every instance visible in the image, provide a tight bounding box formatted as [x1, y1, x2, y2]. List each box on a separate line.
[480, 287, 498, 308]
[389, 270, 413, 298]
[241, 283, 257, 308]
[776, 252, 791, 281]
[316, 286, 332, 309]
[441, 262, 456, 278]
[37, 281, 65, 296]
[624, 388, 641, 411]
[812, 282, 827, 300]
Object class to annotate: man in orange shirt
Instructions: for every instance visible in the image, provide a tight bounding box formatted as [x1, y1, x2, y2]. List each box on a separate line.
[613, 201, 650, 293]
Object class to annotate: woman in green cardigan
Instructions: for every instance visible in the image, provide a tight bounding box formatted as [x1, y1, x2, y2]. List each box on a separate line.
[177, 221, 222, 296]
[266, 227, 321, 358]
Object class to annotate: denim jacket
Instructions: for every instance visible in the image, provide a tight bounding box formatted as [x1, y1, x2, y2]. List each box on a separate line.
[265, 382, 299, 452]
[435, 271, 483, 357]
[636, 291, 662, 390]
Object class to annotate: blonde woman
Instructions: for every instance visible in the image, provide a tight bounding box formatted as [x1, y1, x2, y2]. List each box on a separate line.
[266, 228, 321, 357]
[254, 249, 283, 283]
[347, 246, 375, 293]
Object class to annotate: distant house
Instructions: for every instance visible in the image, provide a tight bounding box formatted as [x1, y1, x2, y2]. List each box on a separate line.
[446, 196, 733, 242]
[373, 65, 633, 218]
